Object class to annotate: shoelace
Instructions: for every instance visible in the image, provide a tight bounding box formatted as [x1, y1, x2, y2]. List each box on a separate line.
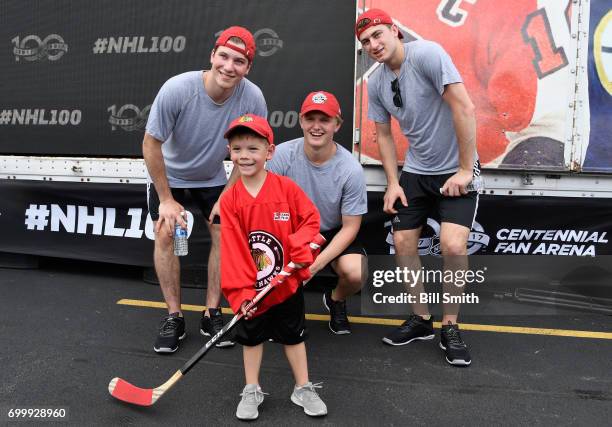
[240, 387, 268, 404]
[297, 382, 324, 401]
[400, 314, 424, 330]
[159, 316, 182, 336]
[445, 324, 465, 347]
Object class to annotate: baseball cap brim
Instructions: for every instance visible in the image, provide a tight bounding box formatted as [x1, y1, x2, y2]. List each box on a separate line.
[300, 105, 338, 118]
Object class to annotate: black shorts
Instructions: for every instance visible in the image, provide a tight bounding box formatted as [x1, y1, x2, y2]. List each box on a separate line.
[392, 171, 479, 231]
[321, 228, 367, 261]
[147, 183, 224, 224]
[233, 287, 308, 346]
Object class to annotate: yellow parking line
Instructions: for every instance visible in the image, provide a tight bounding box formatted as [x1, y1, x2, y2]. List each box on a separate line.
[116, 298, 612, 340]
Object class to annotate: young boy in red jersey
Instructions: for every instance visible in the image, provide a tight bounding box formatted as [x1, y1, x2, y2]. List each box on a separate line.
[220, 114, 327, 420]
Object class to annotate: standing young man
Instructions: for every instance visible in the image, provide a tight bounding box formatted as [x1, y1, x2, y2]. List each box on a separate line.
[144, 26, 267, 353]
[267, 91, 368, 335]
[356, 9, 479, 366]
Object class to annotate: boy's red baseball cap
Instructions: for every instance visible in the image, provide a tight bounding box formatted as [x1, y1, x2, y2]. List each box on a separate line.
[224, 114, 274, 145]
[300, 91, 341, 118]
[355, 8, 404, 40]
[215, 26, 256, 62]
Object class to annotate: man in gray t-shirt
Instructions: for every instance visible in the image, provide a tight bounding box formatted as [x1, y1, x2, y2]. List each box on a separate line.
[267, 91, 367, 335]
[143, 26, 267, 353]
[357, 9, 478, 366]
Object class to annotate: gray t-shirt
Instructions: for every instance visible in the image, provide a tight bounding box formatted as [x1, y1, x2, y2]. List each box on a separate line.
[146, 71, 267, 187]
[368, 40, 470, 175]
[267, 138, 367, 232]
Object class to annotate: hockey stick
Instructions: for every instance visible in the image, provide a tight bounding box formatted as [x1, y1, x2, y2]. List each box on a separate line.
[108, 233, 325, 406]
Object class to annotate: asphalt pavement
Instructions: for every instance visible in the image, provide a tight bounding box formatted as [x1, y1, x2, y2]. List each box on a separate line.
[1, 258, 611, 426]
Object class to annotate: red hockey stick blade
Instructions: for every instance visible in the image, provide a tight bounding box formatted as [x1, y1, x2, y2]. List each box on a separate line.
[108, 377, 154, 406]
[109, 370, 183, 406]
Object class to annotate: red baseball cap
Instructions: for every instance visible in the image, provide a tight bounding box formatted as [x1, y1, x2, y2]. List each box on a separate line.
[224, 114, 274, 145]
[215, 26, 256, 62]
[300, 91, 341, 118]
[355, 8, 404, 40]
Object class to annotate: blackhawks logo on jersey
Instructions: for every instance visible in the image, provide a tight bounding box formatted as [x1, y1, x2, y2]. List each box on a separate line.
[249, 231, 284, 290]
[251, 248, 272, 271]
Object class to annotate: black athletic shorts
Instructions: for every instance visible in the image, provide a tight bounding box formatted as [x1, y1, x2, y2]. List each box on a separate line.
[233, 287, 308, 346]
[147, 183, 224, 224]
[321, 228, 367, 261]
[392, 171, 479, 231]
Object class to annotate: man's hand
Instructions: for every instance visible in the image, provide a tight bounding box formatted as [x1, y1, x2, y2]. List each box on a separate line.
[240, 300, 258, 319]
[155, 199, 186, 237]
[384, 182, 408, 214]
[440, 169, 473, 197]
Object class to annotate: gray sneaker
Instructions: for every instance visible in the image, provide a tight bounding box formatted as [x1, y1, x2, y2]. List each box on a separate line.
[236, 384, 266, 420]
[291, 382, 327, 416]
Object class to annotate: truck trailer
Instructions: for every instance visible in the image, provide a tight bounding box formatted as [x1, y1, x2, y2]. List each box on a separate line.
[1, 0, 611, 300]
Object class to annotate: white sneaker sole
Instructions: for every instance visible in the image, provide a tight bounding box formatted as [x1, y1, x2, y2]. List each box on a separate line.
[382, 334, 434, 346]
[236, 410, 259, 420]
[153, 332, 186, 353]
[291, 394, 327, 416]
[200, 329, 235, 347]
[439, 342, 472, 366]
[328, 325, 351, 335]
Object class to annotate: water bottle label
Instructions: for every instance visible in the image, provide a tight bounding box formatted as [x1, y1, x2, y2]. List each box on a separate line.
[175, 226, 187, 238]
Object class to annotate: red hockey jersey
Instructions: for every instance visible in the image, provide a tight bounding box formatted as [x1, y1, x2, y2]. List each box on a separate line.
[220, 172, 321, 317]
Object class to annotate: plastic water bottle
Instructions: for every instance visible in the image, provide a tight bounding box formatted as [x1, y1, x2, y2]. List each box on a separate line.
[174, 220, 188, 257]
[439, 175, 485, 194]
[465, 175, 485, 192]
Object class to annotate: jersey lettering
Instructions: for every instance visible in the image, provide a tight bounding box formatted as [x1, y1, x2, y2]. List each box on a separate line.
[436, 0, 477, 27]
[522, 8, 569, 78]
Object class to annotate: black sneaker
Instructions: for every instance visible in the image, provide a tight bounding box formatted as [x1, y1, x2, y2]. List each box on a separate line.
[322, 290, 351, 335]
[153, 312, 186, 353]
[382, 314, 435, 346]
[440, 322, 471, 366]
[200, 308, 235, 348]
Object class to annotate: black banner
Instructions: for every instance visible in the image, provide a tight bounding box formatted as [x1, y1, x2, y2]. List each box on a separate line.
[0, 0, 356, 156]
[364, 194, 612, 257]
[3, 181, 612, 268]
[0, 180, 214, 267]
